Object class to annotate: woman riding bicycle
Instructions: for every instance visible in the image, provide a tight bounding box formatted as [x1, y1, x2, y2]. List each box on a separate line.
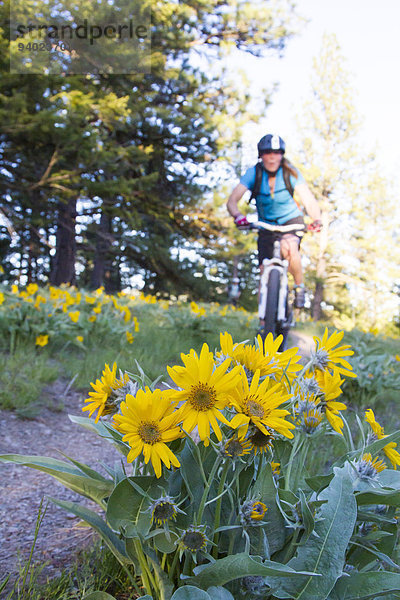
[227, 133, 322, 314]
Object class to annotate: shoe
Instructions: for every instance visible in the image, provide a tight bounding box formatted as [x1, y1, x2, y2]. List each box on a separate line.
[294, 286, 305, 309]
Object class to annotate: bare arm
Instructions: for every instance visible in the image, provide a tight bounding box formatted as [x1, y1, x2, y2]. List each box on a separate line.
[226, 183, 249, 217]
[294, 183, 321, 221]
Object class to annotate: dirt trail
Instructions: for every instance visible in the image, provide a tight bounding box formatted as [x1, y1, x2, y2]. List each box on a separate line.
[0, 331, 314, 585]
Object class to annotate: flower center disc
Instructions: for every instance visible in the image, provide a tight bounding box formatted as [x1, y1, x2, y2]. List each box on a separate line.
[138, 421, 161, 444]
[189, 383, 216, 412]
[182, 530, 207, 551]
[246, 397, 264, 418]
[250, 429, 273, 449]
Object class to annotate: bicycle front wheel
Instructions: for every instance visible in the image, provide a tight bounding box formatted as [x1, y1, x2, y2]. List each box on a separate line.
[262, 268, 280, 340]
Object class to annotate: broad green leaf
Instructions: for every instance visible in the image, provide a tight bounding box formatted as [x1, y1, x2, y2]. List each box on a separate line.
[57, 450, 110, 482]
[332, 571, 400, 599]
[106, 476, 155, 537]
[252, 463, 285, 553]
[356, 489, 400, 506]
[305, 473, 334, 493]
[378, 469, 400, 489]
[171, 587, 210, 600]
[83, 593, 117, 600]
[0, 454, 113, 505]
[298, 490, 315, 544]
[48, 497, 130, 566]
[153, 531, 179, 554]
[268, 463, 357, 600]
[68, 415, 130, 456]
[185, 553, 318, 590]
[206, 586, 235, 600]
[364, 430, 400, 457]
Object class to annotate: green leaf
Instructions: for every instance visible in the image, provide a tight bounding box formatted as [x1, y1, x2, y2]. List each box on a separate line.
[356, 489, 400, 506]
[106, 476, 155, 537]
[57, 450, 110, 482]
[206, 586, 235, 600]
[305, 473, 334, 493]
[184, 553, 318, 590]
[364, 430, 400, 457]
[252, 463, 286, 553]
[298, 490, 315, 544]
[171, 587, 210, 600]
[0, 454, 113, 505]
[83, 593, 117, 600]
[378, 469, 400, 489]
[332, 571, 400, 599]
[68, 415, 130, 456]
[48, 497, 130, 566]
[268, 463, 357, 600]
[153, 531, 179, 554]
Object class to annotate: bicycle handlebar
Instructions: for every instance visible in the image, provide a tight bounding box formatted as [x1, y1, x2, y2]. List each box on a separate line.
[248, 221, 307, 234]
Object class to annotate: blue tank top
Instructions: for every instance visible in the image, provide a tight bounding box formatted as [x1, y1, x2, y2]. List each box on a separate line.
[239, 164, 304, 224]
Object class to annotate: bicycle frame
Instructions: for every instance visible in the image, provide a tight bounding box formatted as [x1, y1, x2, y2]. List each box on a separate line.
[258, 242, 288, 322]
[249, 220, 306, 345]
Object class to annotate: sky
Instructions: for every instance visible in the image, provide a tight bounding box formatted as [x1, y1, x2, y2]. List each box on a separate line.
[231, 0, 400, 180]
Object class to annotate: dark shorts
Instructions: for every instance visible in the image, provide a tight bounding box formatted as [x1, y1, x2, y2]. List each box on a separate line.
[257, 215, 305, 265]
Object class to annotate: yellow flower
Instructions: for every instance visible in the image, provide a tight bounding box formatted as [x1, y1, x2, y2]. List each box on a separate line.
[68, 310, 80, 323]
[93, 305, 102, 314]
[247, 428, 275, 454]
[121, 306, 131, 323]
[217, 332, 245, 360]
[365, 409, 400, 469]
[89, 315, 97, 322]
[35, 334, 49, 347]
[0, 291, 4, 305]
[133, 316, 140, 332]
[395, 355, 400, 362]
[126, 331, 134, 344]
[257, 333, 302, 379]
[361, 453, 386, 473]
[271, 461, 280, 475]
[232, 334, 301, 382]
[11, 284, 18, 294]
[250, 501, 267, 520]
[113, 388, 183, 478]
[34, 294, 46, 310]
[82, 363, 128, 423]
[229, 369, 294, 439]
[312, 328, 356, 378]
[0, 265, 4, 274]
[224, 436, 251, 457]
[167, 343, 242, 446]
[26, 283, 38, 296]
[76, 336, 84, 343]
[85, 295, 96, 304]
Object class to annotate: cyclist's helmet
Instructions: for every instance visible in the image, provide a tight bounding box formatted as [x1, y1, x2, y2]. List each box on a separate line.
[257, 134, 286, 157]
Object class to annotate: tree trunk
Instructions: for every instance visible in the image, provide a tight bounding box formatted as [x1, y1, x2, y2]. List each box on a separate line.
[50, 197, 77, 286]
[90, 209, 114, 291]
[311, 210, 329, 321]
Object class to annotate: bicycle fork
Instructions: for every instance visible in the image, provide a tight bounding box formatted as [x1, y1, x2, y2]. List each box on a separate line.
[258, 257, 289, 323]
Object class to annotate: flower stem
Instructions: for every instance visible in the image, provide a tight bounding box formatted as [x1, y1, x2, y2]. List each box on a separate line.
[196, 454, 222, 525]
[212, 460, 230, 558]
[284, 434, 303, 491]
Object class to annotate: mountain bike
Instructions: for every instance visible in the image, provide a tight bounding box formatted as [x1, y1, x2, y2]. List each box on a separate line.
[249, 221, 306, 351]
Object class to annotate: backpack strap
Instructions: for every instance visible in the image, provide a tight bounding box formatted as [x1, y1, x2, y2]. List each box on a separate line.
[248, 162, 264, 204]
[248, 160, 298, 203]
[282, 165, 294, 198]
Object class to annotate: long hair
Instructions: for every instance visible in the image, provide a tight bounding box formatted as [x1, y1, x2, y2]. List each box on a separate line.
[282, 157, 298, 179]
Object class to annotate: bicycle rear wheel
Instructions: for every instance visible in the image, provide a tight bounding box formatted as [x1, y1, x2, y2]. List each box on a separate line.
[262, 268, 280, 340]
